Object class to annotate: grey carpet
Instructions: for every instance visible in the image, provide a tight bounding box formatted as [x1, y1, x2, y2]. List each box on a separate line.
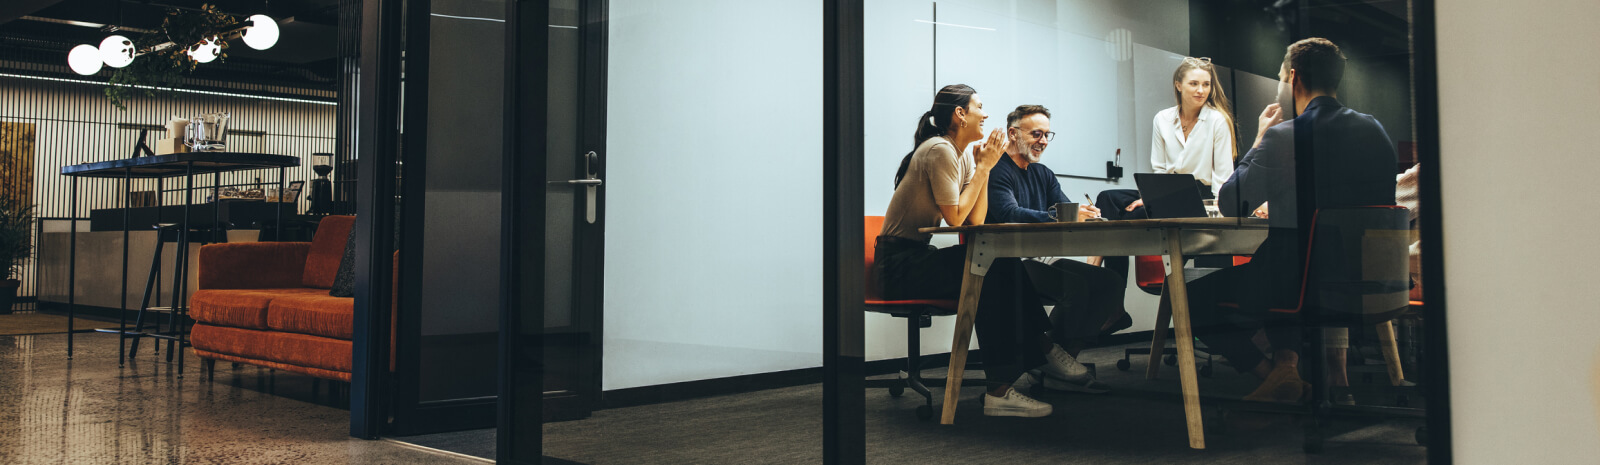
[401, 343, 1428, 464]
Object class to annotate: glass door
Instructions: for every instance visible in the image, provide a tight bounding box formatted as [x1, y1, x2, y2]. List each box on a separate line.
[501, 0, 605, 461]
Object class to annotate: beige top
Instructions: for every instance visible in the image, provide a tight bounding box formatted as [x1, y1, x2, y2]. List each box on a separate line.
[881, 136, 975, 243]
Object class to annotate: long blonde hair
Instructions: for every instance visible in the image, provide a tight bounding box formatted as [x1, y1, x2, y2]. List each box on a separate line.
[1172, 57, 1239, 160]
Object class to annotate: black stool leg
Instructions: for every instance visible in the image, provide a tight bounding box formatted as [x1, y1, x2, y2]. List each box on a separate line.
[129, 229, 168, 358]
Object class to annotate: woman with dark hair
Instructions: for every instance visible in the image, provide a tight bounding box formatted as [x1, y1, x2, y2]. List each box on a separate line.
[874, 85, 1099, 418]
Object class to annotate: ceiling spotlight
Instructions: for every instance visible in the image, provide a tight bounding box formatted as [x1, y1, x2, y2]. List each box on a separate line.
[98, 35, 136, 68]
[241, 15, 279, 50]
[68, 44, 104, 75]
[188, 37, 221, 63]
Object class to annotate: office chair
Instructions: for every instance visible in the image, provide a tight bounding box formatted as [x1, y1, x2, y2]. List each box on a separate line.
[1115, 255, 1223, 377]
[1211, 206, 1420, 452]
[861, 216, 983, 421]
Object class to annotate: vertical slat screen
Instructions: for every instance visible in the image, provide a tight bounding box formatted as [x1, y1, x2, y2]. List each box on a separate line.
[0, 43, 341, 299]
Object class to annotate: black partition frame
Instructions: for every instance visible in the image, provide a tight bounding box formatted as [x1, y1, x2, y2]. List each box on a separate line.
[350, 0, 404, 440]
[1412, 0, 1453, 461]
[497, 0, 550, 462]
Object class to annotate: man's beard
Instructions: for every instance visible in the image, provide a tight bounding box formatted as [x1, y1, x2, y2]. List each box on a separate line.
[1023, 149, 1041, 164]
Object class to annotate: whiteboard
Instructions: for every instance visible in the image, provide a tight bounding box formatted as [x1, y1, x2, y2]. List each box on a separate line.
[933, 2, 1123, 177]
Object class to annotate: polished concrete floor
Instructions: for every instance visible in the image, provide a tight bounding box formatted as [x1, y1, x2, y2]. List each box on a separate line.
[406, 341, 1429, 464]
[0, 331, 485, 465]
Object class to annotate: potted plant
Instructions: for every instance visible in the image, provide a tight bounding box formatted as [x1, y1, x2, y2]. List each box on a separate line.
[0, 195, 33, 315]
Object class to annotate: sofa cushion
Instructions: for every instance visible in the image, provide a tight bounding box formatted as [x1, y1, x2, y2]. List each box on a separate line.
[191, 324, 353, 374]
[302, 215, 356, 289]
[266, 293, 355, 340]
[191, 288, 327, 330]
[190, 324, 279, 363]
[270, 331, 354, 373]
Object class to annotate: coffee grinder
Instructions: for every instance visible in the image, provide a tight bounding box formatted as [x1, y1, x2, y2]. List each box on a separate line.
[308, 153, 334, 215]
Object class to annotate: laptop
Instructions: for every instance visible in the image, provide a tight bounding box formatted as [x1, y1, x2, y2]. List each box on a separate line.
[1135, 173, 1208, 219]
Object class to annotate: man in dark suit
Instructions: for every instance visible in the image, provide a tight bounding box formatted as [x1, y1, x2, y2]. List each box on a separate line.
[1186, 38, 1398, 403]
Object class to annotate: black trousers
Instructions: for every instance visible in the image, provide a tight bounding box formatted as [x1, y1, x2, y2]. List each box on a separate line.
[876, 239, 1049, 387]
[1183, 261, 1302, 373]
[1095, 184, 1225, 280]
[1094, 189, 1147, 280]
[1021, 258, 1127, 347]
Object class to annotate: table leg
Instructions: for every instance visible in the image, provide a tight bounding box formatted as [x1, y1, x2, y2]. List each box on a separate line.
[67, 176, 77, 359]
[1164, 228, 1205, 449]
[1146, 283, 1172, 380]
[1377, 321, 1406, 385]
[940, 236, 986, 425]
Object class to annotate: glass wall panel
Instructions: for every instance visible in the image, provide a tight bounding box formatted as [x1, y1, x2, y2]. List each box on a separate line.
[863, 0, 1433, 461]
[536, 0, 827, 462]
[415, 0, 505, 404]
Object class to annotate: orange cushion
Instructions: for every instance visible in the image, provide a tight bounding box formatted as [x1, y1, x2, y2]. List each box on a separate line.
[190, 288, 326, 329]
[267, 293, 355, 340]
[191, 324, 352, 373]
[191, 324, 279, 362]
[270, 331, 353, 373]
[302, 215, 355, 289]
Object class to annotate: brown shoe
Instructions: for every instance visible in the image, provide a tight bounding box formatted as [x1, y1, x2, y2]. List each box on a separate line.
[1243, 364, 1305, 403]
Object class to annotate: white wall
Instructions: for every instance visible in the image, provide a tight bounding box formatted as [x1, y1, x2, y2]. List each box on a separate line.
[863, 0, 1189, 362]
[1438, 0, 1600, 462]
[602, 0, 823, 390]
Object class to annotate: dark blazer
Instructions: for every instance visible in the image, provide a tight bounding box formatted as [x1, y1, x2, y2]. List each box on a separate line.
[1218, 96, 1398, 308]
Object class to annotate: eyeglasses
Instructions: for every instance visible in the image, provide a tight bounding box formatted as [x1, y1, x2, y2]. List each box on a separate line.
[1184, 56, 1213, 65]
[1010, 127, 1056, 142]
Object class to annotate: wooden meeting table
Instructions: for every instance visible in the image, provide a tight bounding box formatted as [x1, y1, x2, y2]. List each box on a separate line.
[920, 217, 1269, 449]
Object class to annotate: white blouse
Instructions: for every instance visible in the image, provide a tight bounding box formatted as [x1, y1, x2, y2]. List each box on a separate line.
[1151, 105, 1235, 197]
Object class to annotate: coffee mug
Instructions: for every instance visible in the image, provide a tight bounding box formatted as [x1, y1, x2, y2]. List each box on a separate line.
[1049, 202, 1080, 222]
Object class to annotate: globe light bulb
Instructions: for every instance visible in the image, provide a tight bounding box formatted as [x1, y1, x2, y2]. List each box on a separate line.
[241, 15, 279, 50]
[98, 35, 135, 68]
[188, 37, 221, 63]
[68, 44, 104, 75]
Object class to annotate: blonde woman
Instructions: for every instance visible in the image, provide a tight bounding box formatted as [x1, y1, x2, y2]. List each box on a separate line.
[1095, 57, 1240, 278]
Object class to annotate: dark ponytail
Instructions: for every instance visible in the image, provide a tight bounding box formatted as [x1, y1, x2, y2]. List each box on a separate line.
[894, 84, 977, 188]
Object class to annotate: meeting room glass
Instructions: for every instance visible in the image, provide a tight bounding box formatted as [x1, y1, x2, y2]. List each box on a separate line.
[861, 0, 1435, 461]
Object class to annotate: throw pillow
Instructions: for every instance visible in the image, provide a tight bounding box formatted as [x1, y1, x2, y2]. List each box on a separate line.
[329, 225, 358, 297]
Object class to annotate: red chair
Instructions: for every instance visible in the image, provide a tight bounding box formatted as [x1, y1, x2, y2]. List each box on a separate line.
[1210, 206, 1413, 450]
[1115, 256, 1218, 376]
[862, 216, 981, 421]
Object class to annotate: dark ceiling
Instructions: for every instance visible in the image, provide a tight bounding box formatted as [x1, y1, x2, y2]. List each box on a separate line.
[0, 0, 346, 94]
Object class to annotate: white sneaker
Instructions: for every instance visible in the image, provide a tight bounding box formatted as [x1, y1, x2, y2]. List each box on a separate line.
[1039, 345, 1091, 382]
[983, 387, 1053, 417]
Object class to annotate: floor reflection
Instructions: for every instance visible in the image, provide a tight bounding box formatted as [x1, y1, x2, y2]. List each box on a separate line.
[0, 331, 482, 464]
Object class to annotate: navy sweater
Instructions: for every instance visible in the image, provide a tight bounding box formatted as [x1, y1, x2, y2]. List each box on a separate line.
[987, 155, 1072, 224]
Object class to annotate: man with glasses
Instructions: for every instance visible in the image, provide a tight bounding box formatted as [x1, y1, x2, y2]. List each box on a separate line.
[986, 104, 1129, 394]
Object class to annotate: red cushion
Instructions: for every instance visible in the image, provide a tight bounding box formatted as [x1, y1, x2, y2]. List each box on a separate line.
[267, 293, 355, 340]
[190, 288, 327, 329]
[302, 215, 355, 289]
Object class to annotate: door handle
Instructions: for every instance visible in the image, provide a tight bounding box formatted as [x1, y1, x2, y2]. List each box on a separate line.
[543, 151, 602, 224]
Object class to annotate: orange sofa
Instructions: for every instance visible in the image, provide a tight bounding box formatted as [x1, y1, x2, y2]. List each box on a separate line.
[190, 215, 370, 382]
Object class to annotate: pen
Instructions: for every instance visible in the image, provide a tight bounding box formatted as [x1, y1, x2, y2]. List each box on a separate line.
[1083, 194, 1101, 218]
